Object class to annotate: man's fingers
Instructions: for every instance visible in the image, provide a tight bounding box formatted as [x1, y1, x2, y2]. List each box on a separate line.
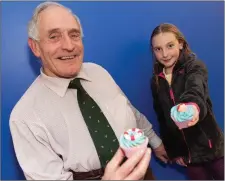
[118, 148, 147, 177]
[125, 148, 151, 180]
[158, 155, 168, 163]
[106, 148, 125, 171]
[103, 148, 152, 180]
[176, 159, 182, 165]
[176, 158, 187, 167]
[180, 158, 187, 167]
[163, 152, 169, 159]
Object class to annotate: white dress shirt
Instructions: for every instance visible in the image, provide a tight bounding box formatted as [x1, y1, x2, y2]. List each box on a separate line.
[10, 62, 162, 180]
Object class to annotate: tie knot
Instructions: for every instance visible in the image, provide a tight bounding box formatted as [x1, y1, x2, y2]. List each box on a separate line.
[68, 78, 82, 89]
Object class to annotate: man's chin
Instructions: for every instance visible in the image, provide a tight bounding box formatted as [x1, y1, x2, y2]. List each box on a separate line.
[60, 65, 82, 79]
[54, 70, 78, 79]
[62, 72, 79, 79]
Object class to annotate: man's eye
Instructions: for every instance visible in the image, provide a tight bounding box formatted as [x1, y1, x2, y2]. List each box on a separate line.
[71, 34, 78, 37]
[71, 33, 81, 39]
[49, 34, 60, 40]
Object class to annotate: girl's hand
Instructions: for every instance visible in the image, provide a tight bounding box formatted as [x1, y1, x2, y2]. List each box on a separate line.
[188, 104, 199, 127]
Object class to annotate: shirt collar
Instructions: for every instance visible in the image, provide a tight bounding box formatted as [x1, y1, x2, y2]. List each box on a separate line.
[40, 65, 92, 97]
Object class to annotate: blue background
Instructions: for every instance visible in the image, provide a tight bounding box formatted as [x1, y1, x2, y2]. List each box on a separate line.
[1, 1, 224, 180]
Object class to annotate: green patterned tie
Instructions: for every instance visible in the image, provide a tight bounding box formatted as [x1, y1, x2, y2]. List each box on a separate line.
[68, 78, 119, 167]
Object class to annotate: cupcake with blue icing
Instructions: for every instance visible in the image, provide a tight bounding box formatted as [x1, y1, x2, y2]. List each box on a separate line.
[170, 103, 196, 129]
[119, 128, 148, 158]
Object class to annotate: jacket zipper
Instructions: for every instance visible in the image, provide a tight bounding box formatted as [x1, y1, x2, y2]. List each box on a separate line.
[159, 71, 192, 163]
[198, 124, 212, 149]
[184, 102, 212, 149]
[169, 85, 192, 164]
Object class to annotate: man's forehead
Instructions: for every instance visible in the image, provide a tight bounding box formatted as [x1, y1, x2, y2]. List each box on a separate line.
[38, 6, 77, 24]
[38, 5, 71, 17]
[38, 6, 80, 33]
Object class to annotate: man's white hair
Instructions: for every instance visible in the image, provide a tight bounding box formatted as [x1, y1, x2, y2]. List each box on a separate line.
[28, 1, 84, 40]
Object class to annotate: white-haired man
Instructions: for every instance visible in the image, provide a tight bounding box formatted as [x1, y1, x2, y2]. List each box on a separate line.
[9, 1, 168, 180]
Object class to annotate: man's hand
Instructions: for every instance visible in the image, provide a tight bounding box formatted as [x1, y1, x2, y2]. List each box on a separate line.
[102, 147, 151, 180]
[174, 157, 187, 167]
[153, 143, 169, 164]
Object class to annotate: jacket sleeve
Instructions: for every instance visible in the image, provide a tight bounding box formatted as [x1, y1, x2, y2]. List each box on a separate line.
[177, 60, 208, 121]
[150, 77, 166, 126]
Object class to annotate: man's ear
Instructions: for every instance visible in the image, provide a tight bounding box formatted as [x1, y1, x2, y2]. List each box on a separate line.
[28, 38, 41, 57]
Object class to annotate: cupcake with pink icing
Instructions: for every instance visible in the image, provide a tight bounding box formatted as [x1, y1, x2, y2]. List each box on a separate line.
[170, 103, 198, 129]
[119, 128, 148, 158]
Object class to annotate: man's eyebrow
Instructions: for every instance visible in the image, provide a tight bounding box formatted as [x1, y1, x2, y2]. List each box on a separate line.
[47, 28, 61, 34]
[68, 28, 81, 34]
[47, 28, 81, 34]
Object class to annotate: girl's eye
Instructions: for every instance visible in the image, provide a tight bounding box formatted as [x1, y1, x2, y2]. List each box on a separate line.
[168, 44, 174, 48]
[154, 47, 161, 51]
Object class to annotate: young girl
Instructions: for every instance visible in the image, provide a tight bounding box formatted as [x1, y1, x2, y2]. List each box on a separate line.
[150, 23, 224, 180]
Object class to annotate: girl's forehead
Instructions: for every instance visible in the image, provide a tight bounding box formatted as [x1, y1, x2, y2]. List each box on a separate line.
[152, 32, 178, 46]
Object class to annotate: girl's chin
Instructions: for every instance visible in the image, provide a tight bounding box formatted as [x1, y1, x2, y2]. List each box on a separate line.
[164, 61, 176, 68]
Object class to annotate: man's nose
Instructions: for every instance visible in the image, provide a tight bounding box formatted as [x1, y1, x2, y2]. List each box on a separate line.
[61, 35, 75, 51]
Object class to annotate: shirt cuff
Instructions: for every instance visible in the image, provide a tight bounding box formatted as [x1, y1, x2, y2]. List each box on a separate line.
[148, 135, 162, 149]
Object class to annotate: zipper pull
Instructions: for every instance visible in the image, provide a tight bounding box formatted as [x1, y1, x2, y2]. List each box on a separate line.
[208, 139, 212, 148]
[188, 158, 191, 164]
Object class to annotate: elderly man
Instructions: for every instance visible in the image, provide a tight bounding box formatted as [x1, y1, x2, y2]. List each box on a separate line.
[9, 1, 168, 180]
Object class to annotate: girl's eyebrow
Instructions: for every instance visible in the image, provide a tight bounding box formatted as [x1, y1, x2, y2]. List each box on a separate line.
[153, 40, 176, 48]
[166, 41, 175, 45]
